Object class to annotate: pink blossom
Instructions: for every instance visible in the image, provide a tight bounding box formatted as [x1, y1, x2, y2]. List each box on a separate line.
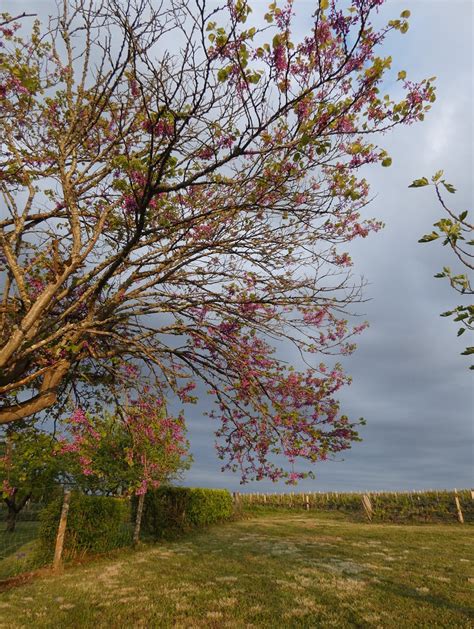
[273, 45, 287, 73]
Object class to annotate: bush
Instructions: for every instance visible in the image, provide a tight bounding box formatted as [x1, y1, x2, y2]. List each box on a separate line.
[38, 492, 132, 560]
[140, 487, 233, 538]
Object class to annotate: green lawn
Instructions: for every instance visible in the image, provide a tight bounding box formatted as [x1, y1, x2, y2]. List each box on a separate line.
[0, 511, 472, 628]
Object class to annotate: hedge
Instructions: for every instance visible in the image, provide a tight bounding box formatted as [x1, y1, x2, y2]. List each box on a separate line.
[38, 492, 132, 559]
[139, 487, 233, 538]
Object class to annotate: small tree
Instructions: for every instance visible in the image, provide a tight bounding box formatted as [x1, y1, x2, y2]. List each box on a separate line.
[411, 172, 473, 368]
[58, 390, 191, 542]
[0, 426, 61, 532]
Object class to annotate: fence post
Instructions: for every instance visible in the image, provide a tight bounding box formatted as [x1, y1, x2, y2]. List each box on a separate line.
[133, 492, 146, 544]
[305, 495, 310, 511]
[361, 493, 373, 521]
[454, 489, 464, 524]
[52, 489, 71, 572]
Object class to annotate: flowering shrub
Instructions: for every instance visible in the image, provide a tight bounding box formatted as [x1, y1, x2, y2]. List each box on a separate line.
[58, 392, 191, 497]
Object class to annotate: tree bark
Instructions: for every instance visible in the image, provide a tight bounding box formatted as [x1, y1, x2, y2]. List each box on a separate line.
[0, 360, 70, 425]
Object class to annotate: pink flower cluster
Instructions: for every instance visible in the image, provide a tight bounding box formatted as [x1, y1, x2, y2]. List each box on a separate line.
[142, 119, 174, 136]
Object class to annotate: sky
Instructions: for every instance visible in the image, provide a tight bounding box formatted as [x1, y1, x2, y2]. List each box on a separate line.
[180, 0, 474, 493]
[4, 0, 473, 493]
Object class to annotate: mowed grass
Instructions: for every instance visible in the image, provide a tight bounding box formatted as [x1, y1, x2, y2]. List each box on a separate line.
[0, 511, 472, 628]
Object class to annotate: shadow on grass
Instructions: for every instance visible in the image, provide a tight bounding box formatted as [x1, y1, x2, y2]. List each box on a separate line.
[374, 577, 474, 620]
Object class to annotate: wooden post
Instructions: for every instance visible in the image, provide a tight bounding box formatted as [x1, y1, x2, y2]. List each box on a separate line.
[263, 494, 267, 504]
[53, 489, 71, 572]
[361, 494, 373, 521]
[470, 489, 474, 500]
[454, 489, 464, 524]
[133, 492, 146, 545]
[305, 495, 310, 511]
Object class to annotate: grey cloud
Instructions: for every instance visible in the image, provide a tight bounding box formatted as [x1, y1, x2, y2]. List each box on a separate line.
[182, 1, 473, 492]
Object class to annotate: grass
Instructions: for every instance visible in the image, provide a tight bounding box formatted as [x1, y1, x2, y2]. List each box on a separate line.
[0, 510, 472, 628]
[0, 522, 41, 580]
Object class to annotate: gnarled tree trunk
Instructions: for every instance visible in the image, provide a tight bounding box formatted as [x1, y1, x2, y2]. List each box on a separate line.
[3, 492, 32, 533]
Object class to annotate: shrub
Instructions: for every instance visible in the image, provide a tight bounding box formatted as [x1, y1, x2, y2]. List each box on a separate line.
[140, 487, 233, 538]
[38, 492, 132, 560]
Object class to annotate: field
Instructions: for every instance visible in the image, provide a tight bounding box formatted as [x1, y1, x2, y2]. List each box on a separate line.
[0, 510, 472, 628]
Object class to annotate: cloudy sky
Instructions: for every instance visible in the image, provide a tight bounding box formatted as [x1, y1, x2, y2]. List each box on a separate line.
[180, 0, 474, 492]
[5, 0, 472, 493]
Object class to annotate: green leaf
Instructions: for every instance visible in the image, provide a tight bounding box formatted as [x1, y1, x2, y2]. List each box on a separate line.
[400, 10, 411, 18]
[409, 177, 429, 188]
[397, 70, 406, 81]
[217, 68, 229, 82]
[461, 347, 474, 356]
[458, 210, 468, 221]
[381, 157, 392, 167]
[299, 134, 311, 147]
[432, 170, 443, 182]
[457, 328, 466, 336]
[442, 181, 456, 194]
[418, 232, 439, 243]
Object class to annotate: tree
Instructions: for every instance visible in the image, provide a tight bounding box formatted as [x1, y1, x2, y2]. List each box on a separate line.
[58, 395, 190, 497]
[411, 172, 473, 368]
[0, 1, 435, 482]
[58, 391, 191, 542]
[0, 425, 62, 532]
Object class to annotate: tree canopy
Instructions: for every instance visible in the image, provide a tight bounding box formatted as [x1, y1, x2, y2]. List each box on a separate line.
[0, 0, 435, 482]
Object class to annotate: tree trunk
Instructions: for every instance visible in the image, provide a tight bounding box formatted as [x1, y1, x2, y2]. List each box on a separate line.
[133, 492, 146, 546]
[5, 503, 18, 533]
[4, 492, 32, 532]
